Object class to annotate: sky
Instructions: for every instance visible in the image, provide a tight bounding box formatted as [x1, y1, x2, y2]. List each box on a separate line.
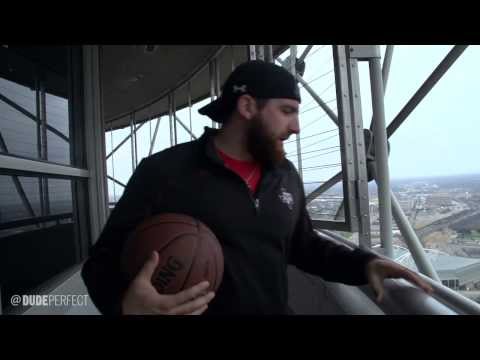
[105, 45, 480, 201]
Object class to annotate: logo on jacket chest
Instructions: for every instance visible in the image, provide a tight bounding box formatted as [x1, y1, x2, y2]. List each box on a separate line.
[278, 187, 294, 211]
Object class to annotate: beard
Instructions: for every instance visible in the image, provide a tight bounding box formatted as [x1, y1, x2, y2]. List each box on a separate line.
[246, 114, 286, 169]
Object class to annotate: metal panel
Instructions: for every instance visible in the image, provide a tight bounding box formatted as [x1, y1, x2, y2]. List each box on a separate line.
[346, 54, 371, 248]
[312, 219, 350, 231]
[349, 45, 381, 59]
[332, 45, 358, 231]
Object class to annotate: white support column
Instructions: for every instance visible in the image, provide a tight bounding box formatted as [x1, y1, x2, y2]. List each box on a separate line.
[172, 93, 177, 145]
[133, 113, 138, 166]
[248, 45, 256, 60]
[168, 94, 174, 146]
[290, 45, 303, 180]
[264, 45, 273, 63]
[129, 114, 135, 171]
[188, 81, 193, 140]
[83, 45, 108, 243]
[368, 46, 394, 259]
[109, 124, 116, 204]
[209, 61, 216, 129]
[256, 45, 265, 61]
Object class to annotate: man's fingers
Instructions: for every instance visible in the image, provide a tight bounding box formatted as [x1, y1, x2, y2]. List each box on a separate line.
[169, 292, 215, 315]
[379, 260, 435, 296]
[369, 273, 384, 303]
[173, 281, 211, 306]
[137, 251, 159, 280]
[188, 305, 208, 315]
[400, 269, 434, 294]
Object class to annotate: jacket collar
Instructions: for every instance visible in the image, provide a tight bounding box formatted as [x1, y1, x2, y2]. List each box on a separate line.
[198, 127, 285, 176]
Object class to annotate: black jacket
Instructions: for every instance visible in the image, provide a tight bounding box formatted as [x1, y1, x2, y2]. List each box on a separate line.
[81, 128, 377, 315]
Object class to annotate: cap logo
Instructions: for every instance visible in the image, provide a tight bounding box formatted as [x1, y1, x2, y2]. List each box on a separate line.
[233, 84, 247, 94]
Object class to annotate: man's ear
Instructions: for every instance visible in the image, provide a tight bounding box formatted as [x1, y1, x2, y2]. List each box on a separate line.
[236, 95, 257, 120]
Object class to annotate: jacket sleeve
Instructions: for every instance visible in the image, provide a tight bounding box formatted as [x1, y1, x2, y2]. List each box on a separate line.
[287, 173, 378, 286]
[81, 158, 156, 315]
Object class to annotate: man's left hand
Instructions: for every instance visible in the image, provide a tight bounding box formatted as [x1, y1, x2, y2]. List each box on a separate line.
[366, 258, 434, 303]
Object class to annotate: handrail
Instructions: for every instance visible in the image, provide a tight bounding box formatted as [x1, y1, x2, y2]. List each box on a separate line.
[316, 228, 480, 315]
[0, 212, 72, 231]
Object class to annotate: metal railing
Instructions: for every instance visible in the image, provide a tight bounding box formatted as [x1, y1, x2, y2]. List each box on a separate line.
[0, 212, 73, 231]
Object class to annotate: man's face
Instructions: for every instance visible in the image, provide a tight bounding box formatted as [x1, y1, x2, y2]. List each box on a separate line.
[247, 99, 300, 168]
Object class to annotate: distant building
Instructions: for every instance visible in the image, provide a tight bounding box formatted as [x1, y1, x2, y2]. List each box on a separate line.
[388, 245, 480, 291]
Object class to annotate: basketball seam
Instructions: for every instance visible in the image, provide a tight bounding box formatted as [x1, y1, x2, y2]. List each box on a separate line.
[214, 236, 222, 292]
[151, 232, 198, 256]
[211, 237, 218, 291]
[150, 233, 197, 293]
[204, 233, 217, 292]
[136, 221, 197, 235]
[179, 231, 199, 292]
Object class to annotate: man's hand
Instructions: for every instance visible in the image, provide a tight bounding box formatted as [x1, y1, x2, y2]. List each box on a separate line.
[366, 258, 434, 303]
[122, 251, 215, 315]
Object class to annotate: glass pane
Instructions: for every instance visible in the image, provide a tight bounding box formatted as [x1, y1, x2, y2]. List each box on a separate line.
[0, 46, 73, 164]
[45, 92, 69, 138]
[134, 119, 152, 164]
[0, 47, 39, 159]
[283, 45, 344, 225]
[47, 178, 72, 215]
[0, 175, 74, 235]
[46, 90, 71, 165]
[0, 174, 80, 313]
[0, 175, 32, 224]
[47, 130, 70, 164]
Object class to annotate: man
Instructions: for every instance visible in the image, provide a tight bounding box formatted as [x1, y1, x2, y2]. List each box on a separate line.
[82, 60, 433, 315]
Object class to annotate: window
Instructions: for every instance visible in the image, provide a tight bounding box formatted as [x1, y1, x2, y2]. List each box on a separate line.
[0, 175, 81, 312]
[0, 47, 73, 165]
[0, 46, 87, 314]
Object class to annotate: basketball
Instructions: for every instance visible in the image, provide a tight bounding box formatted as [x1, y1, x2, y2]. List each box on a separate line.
[121, 213, 224, 294]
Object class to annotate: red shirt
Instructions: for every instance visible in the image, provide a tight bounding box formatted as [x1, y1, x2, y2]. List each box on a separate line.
[216, 147, 262, 194]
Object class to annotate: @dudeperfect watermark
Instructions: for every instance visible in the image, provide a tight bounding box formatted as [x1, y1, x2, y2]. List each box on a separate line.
[11, 294, 88, 307]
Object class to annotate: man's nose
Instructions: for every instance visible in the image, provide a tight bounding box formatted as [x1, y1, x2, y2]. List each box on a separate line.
[289, 117, 300, 135]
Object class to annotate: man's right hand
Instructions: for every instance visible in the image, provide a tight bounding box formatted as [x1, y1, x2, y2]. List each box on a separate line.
[121, 251, 215, 315]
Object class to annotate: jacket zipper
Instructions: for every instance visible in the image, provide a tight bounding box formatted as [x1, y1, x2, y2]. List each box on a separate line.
[220, 166, 261, 215]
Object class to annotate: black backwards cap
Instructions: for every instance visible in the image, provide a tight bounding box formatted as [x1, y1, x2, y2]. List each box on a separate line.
[198, 60, 301, 123]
